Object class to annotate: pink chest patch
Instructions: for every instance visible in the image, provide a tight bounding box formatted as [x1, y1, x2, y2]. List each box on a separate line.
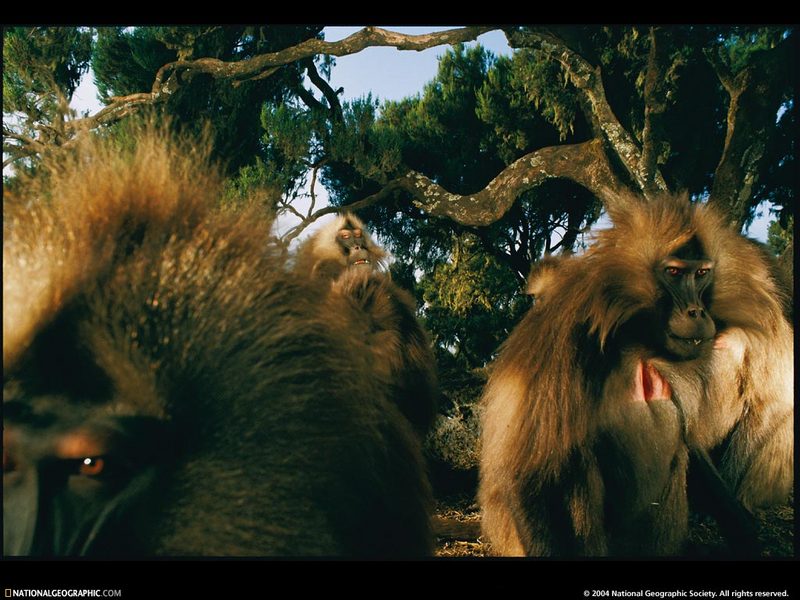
[633, 360, 673, 402]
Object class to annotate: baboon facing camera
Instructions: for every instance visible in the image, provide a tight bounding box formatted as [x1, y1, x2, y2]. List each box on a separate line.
[294, 212, 439, 438]
[480, 194, 793, 556]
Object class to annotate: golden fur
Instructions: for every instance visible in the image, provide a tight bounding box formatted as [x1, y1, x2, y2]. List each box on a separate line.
[293, 213, 387, 277]
[479, 194, 793, 556]
[292, 212, 437, 436]
[4, 126, 433, 556]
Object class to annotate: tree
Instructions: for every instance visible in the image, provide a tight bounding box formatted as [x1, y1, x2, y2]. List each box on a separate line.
[4, 25, 794, 368]
[308, 28, 794, 366]
[319, 27, 794, 232]
[91, 26, 322, 174]
[3, 27, 92, 168]
[3, 26, 493, 169]
[313, 45, 603, 366]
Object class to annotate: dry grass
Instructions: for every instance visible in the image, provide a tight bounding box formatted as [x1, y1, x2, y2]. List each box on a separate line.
[433, 495, 487, 557]
[434, 493, 794, 558]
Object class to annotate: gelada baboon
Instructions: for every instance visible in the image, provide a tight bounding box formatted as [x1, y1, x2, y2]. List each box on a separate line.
[3, 128, 433, 557]
[525, 254, 566, 300]
[294, 213, 387, 279]
[294, 213, 438, 437]
[479, 194, 793, 556]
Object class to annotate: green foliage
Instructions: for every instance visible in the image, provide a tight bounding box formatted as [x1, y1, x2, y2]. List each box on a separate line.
[5, 25, 793, 376]
[91, 26, 322, 174]
[92, 28, 174, 100]
[496, 50, 579, 142]
[475, 54, 576, 161]
[3, 26, 93, 171]
[767, 214, 793, 256]
[260, 102, 318, 196]
[329, 97, 404, 183]
[429, 237, 507, 316]
[419, 235, 531, 367]
[221, 158, 282, 218]
[4, 27, 92, 114]
[722, 27, 789, 74]
[316, 43, 605, 367]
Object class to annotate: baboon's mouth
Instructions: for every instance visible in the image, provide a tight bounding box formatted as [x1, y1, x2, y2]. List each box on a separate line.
[668, 334, 713, 347]
[352, 259, 371, 266]
[634, 360, 673, 403]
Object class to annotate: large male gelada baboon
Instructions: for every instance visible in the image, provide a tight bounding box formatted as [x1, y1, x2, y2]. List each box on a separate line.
[3, 128, 433, 557]
[294, 213, 438, 437]
[479, 194, 793, 556]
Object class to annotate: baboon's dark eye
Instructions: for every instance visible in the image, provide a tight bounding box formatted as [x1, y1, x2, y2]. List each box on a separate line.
[78, 457, 105, 477]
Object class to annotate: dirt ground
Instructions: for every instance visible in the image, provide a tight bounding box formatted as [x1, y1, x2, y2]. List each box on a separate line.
[433, 493, 795, 558]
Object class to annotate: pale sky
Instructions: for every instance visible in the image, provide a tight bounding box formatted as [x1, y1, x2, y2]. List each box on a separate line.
[322, 27, 511, 102]
[67, 26, 770, 243]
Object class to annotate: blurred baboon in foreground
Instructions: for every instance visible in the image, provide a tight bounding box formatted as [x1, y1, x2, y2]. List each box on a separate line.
[480, 195, 793, 556]
[3, 128, 433, 557]
[294, 213, 438, 437]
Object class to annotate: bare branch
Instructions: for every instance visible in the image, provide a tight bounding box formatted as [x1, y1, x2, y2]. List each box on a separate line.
[554, 200, 590, 255]
[281, 176, 409, 243]
[505, 27, 669, 196]
[703, 47, 736, 94]
[709, 32, 795, 228]
[279, 199, 307, 222]
[308, 163, 320, 217]
[294, 82, 326, 113]
[406, 139, 627, 225]
[12, 26, 498, 160]
[72, 93, 161, 129]
[233, 67, 282, 86]
[3, 149, 36, 169]
[3, 129, 49, 158]
[283, 138, 628, 241]
[151, 25, 497, 93]
[640, 27, 668, 193]
[4, 129, 46, 150]
[303, 58, 344, 123]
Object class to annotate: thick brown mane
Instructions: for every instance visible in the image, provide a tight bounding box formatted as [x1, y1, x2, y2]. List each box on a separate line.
[4, 126, 434, 557]
[480, 193, 793, 556]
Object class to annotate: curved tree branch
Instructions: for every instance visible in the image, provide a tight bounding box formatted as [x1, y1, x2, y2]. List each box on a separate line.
[405, 139, 626, 225]
[505, 27, 669, 197]
[294, 81, 328, 114]
[3, 129, 49, 156]
[703, 47, 736, 94]
[59, 27, 497, 140]
[3, 148, 37, 168]
[283, 138, 627, 241]
[153, 25, 498, 88]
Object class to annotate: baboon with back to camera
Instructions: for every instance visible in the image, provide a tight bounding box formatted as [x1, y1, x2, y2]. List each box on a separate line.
[3, 128, 433, 557]
[294, 213, 438, 437]
[479, 194, 793, 556]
